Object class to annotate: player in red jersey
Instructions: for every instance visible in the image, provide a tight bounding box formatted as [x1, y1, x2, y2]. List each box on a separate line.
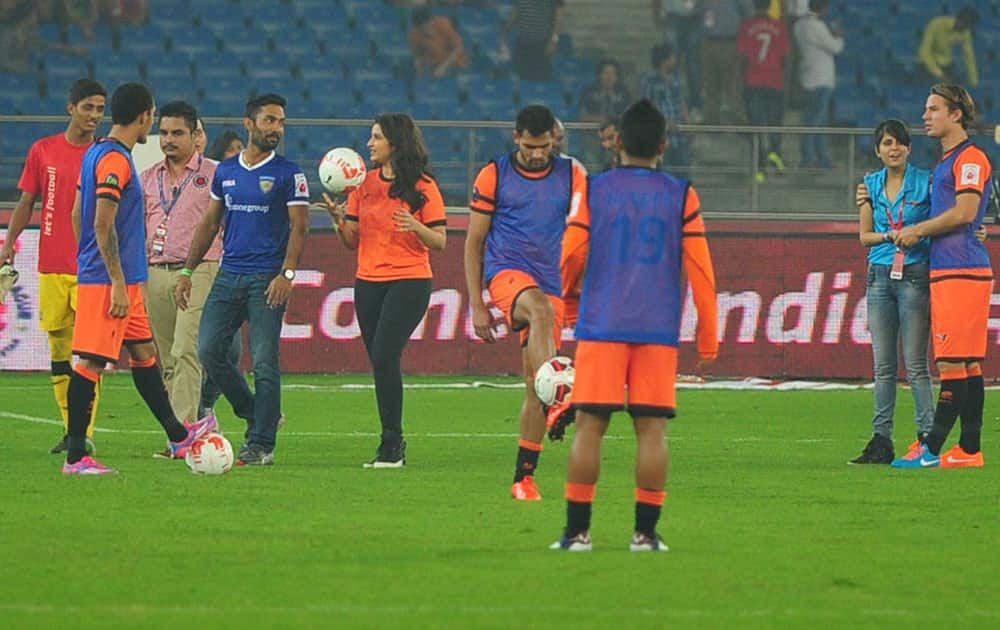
[1, 79, 106, 455]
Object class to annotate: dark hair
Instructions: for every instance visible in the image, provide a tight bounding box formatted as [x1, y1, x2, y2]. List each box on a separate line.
[596, 59, 620, 78]
[599, 116, 618, 133]
[245, 93, 286, 120]
[515, 105, 555, 136]
[619, 98, 666, 159]
[930, 83, 976, 129]
[651, 43, 675, 69]
[158, 100, 199, 132]
[69, 79, 106, 105]
[375, 113, 433, 212]
[207, 130, 242, 161]
[753, 0, 770, 11]
[412, 7, 432, 26]
[873, 119, 910, 151]
[955, 6, 979, 30]
[110, 82, 154, 126]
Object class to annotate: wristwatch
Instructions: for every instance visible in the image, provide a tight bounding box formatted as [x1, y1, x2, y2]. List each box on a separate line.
[282, 268, 296, 281]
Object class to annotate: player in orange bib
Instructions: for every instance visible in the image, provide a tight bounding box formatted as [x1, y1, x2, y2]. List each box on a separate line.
[891, 84, 992, 470]
[1, 79, 106, 454]
[551, 99, 718, 551]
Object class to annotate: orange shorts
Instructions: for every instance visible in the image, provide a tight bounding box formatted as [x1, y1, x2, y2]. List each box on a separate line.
[73, 283, 154, 364]
[487, 269, 563, 347]
[930, 270, 993, 362]
[573, 340, 678, 418]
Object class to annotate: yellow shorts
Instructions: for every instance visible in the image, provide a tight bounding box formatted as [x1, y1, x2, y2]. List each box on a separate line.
[38, 273, 78, 332]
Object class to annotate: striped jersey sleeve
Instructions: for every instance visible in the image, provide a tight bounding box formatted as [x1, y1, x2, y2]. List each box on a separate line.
[680, 186, 718, 359]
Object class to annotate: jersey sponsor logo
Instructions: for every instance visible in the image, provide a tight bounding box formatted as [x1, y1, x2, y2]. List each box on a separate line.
[194, 175, 209, 188]
[222, 179, 236, 188]
[960, 164, 981, 187]
[259, 176, 275, 193]
[294, 172, 309, 197]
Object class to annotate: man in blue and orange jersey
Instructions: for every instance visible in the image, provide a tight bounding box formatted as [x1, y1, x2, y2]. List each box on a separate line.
[464, 105, 588, 501]
[63, 83, 215, 475]
[1, 79, 106, 455]
[551, 98, 718, 551]
[892, 84, 992, 469]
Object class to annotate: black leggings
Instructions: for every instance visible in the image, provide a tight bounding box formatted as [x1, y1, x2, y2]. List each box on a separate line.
[354, 278, 432, 445]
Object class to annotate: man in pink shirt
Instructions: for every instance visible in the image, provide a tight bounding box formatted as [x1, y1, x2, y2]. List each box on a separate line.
[140, 101, 221, 428]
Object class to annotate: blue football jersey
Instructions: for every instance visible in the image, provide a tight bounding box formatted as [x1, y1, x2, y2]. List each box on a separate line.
[210, 152, 310, 274]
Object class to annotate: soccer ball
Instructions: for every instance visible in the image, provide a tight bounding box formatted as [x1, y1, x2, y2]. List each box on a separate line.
[318, 147, 366, 194]
[185, 432, 234, 475]
[534, 356, 574, 407]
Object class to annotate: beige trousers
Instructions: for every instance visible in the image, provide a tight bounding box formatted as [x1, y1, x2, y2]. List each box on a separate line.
[144, 262, 219, 422]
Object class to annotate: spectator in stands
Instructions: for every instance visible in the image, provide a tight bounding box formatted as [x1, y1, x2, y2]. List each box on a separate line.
[319, 114, 447, 468]
[640, 43, 690, 169]
[206, 130, 244, 162]
[0, 1, 39, 72]
[54, 0, 100, 41]
[102, 0, 147, 26]
[652, 0, 703, 122]
[793, 0, 842, 169]
[917, 6, 979, 88]
[579, 59, 630, 123]
[598, 116, 620, 172]
[738, 0, 790, 181]
[408, 7, 468, 79]
[501, 0, 565, 81]
[701, 0, 751, 124]
[852, 119, 933, 464]
[193, 116, 207, 155]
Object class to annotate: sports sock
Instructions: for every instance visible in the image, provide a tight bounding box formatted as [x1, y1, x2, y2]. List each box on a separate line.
[635, 488, 667, 538]
[925, 368, 968, 456]
[51, 360, 72, 429]
[66, 366, 99, 464]
[513, 439, 542, 483]
[130, 358, 187, 443]
[565, 483, 596, 538]
[959, 367, 984, 454]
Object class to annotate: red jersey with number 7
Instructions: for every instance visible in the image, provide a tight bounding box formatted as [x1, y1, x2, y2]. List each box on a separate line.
[737, 15, 790, 90]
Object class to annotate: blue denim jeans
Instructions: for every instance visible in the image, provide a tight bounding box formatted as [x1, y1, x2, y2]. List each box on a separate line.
[198, 270, 284, 451]
[866, 262, 934, 439]
[800, 87, 832, 168]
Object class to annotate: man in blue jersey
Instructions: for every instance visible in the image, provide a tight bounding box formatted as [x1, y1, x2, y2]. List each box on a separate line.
[64, 83, 215, 475]
[552, 98, 718, 550]
[891, 84, 992, 469]
[465, 105, 588, 500]
[176, 93, 310, 467]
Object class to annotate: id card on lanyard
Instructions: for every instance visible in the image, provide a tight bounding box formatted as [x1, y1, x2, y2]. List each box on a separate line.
[152, 156, 202, 255]
[887, 195, 905, 280]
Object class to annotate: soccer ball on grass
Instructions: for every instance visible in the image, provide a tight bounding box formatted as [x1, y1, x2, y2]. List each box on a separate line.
[185, 432, 234, 475]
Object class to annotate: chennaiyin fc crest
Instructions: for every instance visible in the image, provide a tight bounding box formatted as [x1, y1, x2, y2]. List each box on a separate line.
[259, 176, 275, 193]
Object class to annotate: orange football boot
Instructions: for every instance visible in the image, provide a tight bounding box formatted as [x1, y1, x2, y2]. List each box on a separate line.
[939, 445, 984, 468]
[512, 475, 542, 500]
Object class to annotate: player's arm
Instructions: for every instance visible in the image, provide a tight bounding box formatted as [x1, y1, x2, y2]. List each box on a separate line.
[896, 152, 989, 248]
[0, 191, 38, 264]
[395, 180, 447, 251]
[560, 170, 590, 327]
[856, 179, 893, 247]
[265, 203, 310, 309]
[680, 187, 718, 364]
[176, 197, 224, 310]
[71, 190, 82, 243]
[465, 164, 499, 342]
[92, 152, 132, 317]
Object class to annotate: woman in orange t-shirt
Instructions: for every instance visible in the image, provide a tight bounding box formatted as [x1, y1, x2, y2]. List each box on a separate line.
[321, 113, 447, 468]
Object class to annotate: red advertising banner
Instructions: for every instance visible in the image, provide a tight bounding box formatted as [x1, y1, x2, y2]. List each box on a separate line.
[5, 225, 1000, 378]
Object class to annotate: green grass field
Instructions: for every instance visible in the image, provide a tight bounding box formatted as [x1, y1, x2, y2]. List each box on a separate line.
[2, 373, 998, 629]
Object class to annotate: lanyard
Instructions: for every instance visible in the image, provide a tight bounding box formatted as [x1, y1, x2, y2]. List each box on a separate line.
[157, 155, 203, 217]
[884, 193, 906, 231]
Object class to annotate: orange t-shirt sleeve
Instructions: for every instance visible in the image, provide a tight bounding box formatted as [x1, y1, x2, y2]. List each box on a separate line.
[418, 179, 447, 227]
[93, 152, 132, 203]
[470, 163, 498, 214]
[345, 186, 361, 222]
[560, 178, 591, 326]
[680, 186, 718, 359]
[953, 147, 992, 196]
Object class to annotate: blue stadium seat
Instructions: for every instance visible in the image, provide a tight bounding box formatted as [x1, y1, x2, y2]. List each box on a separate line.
[44, 54, 92, 87]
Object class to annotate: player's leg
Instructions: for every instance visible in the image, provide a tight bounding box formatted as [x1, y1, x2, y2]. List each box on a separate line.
[169, 262, 218, 422]
[512, 347, 546, 498]
[510, 288, 557, 376]
[854, 266, 899, 463]
[199, 331, 241, 418]
[239, 273, 285, 462]
[197, 271, 254, 428]
[945, 278, 991, 466]
[354, 278, 389, 459]
[144, 265, 179, 397]
[896, 267, 933, 445]
[361, 278, 432, 467]
[627, 344, 676, 551]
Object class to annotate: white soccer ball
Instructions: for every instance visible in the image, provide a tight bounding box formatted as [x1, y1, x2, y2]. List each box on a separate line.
[534, 355, 575, 407]
[185, 432, 234, 475]
[318, 147, 367, 194]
